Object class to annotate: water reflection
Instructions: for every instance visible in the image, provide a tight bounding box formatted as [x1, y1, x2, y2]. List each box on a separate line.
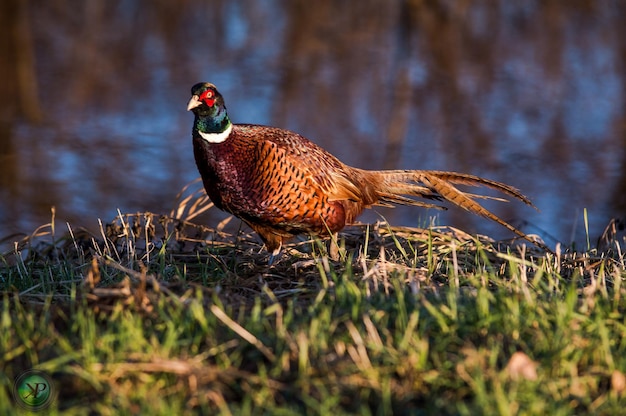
[1, 0, 624, 248]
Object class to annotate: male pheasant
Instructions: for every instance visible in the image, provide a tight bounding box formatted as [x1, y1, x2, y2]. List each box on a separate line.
[187, 82, 545, 259]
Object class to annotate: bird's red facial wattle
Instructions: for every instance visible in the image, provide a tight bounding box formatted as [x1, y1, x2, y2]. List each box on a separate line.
[199, 89, 216, 107]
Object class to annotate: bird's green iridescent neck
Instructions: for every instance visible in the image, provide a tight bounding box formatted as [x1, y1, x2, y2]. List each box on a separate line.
[194, 106, 231, 134]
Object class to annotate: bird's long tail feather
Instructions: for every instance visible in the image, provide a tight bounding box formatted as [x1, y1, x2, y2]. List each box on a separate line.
[365, 169, 548, 251]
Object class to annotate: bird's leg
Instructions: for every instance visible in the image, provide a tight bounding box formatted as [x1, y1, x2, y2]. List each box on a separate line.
[267, 242, 283, 266]
[329, 232, 340, 261]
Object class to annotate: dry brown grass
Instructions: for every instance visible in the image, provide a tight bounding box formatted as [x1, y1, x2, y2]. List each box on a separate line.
[2, 181, 626, 414]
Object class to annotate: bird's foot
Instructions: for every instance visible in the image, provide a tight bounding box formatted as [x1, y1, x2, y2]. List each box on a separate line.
[267, 243, 283, 266]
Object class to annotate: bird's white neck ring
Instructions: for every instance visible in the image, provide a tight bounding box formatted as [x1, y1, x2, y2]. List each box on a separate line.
[199, 123, 232, 143]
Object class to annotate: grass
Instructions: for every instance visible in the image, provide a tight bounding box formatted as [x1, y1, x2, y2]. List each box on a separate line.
[1, 181, 626, 415]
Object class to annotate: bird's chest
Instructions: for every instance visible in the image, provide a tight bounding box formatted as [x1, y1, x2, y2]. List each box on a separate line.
[193, 138, 258, 209]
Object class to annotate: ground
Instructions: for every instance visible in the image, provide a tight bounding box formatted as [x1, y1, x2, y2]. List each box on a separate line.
[1, 192, 625, 414]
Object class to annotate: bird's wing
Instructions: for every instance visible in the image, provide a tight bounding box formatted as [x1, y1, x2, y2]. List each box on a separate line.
[256, 128, 365, 202]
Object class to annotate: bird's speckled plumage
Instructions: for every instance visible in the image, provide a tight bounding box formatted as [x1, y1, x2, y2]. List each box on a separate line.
[188, 82, 546, 256]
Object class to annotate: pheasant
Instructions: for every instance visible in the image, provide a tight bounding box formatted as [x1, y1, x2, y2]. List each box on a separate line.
[187, 82, 547, 259]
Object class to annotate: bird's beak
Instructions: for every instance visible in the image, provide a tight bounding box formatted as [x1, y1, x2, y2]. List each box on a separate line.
[187, 95, 201, 111]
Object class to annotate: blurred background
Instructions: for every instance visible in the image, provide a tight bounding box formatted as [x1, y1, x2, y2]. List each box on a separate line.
[1, 0, 624, 249]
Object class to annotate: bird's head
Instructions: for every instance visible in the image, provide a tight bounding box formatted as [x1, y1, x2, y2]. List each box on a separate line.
[187, 82, 226, 116]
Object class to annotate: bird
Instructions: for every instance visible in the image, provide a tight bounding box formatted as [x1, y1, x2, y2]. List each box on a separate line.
[187, 82, 547, 260]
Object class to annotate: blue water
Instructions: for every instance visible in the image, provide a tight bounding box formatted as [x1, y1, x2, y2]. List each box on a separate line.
[1, 1, 624, 250]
